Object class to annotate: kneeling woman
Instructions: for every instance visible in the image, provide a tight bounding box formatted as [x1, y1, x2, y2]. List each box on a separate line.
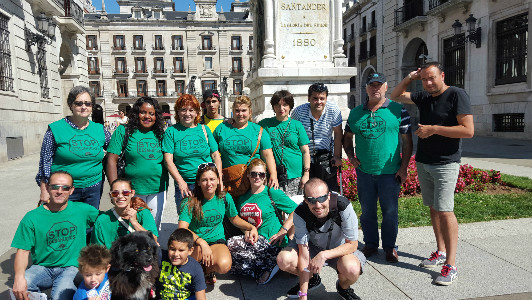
[91, 179, 159, 248]
[178, 163, 258, 285]
[229, 158, 298, 284]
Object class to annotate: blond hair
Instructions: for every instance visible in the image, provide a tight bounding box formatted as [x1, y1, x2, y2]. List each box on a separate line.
[233, 95, 253, 121]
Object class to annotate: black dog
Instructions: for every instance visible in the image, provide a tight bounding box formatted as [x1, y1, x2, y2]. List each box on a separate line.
[109, 231, 159, 300]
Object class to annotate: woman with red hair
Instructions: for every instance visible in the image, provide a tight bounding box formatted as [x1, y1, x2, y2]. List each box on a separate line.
[163, 94, 223, 213]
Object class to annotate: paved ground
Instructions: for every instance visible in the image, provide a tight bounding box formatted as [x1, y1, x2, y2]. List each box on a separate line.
[0, 136, 530, 299]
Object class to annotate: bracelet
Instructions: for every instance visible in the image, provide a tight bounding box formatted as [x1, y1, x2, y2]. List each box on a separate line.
[297, 291, 307, 297]
[303, 167, 310, 172]
[408, 73, 413, 80]
[281, 226, 289, 232]
[194, 237, 201, 245]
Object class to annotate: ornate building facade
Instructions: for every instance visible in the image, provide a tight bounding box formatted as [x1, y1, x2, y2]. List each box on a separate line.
[84, 0, 253, 119]
[343, 0, 531, 139]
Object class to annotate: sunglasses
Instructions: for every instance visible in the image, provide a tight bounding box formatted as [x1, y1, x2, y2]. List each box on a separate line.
[305, 193, 329, 204]
[50, 184, 72, 191]
[110, 190, 132, 197]
[198, 162, 216, 170]
[249, 171, 266, 179]
[73, 101, 93, 107]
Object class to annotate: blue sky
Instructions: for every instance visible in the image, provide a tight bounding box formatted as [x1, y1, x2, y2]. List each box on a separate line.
[92, 0, 238, 14]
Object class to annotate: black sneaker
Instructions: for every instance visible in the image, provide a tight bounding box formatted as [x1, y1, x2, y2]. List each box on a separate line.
[287, 273, 322, 298]
[336, 280, 361, 300]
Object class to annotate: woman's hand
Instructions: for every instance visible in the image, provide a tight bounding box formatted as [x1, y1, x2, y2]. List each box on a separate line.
[200, 242, 214, 267]
[244, 226, 259, 245]
[39, 182, 50, 203]
[121, 207, 138, 224]
[268, 177, 279, 189]
[178, 179, 192, 199]
[269, 228, 288, 246]
[299, 173, 310, 190]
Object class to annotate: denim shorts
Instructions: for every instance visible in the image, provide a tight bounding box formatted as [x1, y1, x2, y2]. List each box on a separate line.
[416, 162, 460, 212]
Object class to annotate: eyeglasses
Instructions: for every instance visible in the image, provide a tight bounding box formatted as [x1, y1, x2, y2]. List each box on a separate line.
[73, 101, 93, 107]
[50, 184, 72, 191]
[249, 171, 266, 179]
[305, 193, 329, 204]
[198, 162, 216, 170]
[110, 190, 132, 197]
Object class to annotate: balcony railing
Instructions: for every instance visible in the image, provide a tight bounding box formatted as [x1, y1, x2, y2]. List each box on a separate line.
[230, 45, 243, 51]
[368, 20, 377, 31]
[359, 26, 367, 36]
[428, 0, 449, 10]
[394, 0, 425, 27]
[64, 0, 83, 26]
[113, 68, 129, 75]
[152, 68, 167, 75]
[171, 67, 186, 74]
[131, 45, 146, 52]
[88, 68, 100, 75]
[171, 46, 184, 51]
[358, 52, 368, 62]
[112, 45, 126, 51]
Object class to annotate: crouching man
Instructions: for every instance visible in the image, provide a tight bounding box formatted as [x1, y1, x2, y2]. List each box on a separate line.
[277, 178, 366, 300]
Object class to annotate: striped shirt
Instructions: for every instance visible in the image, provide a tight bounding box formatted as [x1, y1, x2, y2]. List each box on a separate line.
[291, 101, 343, 154]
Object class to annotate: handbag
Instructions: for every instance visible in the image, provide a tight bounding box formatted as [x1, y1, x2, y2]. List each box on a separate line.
[222, 127, 263, 198]
[309, 118, 336, 181]
[276, 119, 291, 187]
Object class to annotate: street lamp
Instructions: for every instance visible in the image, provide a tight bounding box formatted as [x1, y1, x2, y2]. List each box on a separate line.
[452, 14, 481, 48]
[25, 12, 56, 51]
[220, 76, 228, 115]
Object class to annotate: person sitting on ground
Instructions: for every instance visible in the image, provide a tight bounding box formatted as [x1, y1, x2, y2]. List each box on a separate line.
[73, 245, 112, 300]
[178, 162, 258, 285]
[12, 171, 100, 300]
[157, 228, 207, 300]
[276, 178, 366, 300]
[228, 158, 298, 284]
[91, 178, 158, 248]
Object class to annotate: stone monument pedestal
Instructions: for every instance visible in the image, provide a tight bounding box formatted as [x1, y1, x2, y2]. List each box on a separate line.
[246, 0, 356, 121]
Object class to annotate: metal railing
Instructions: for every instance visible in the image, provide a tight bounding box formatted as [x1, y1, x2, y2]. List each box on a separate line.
[394, 0, 425, 26]
[428, 0, 449, 10]
[64, 0, 83, 26]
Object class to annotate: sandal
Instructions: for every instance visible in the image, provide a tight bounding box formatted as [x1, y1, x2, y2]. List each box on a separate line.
[257, 265, 279, 285]
[205, 272, 217, 285]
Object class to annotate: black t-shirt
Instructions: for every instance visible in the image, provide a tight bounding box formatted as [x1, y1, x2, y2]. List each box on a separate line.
[411, 86, 472, 164]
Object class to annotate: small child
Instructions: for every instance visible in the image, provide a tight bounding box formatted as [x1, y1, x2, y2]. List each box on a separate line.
[157, 228, 206, 300]
[73, 245, 112, 300]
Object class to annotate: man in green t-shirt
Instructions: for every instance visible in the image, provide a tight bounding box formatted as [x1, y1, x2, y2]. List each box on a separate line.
[343, 72, 412, 263]
[11, 171, 99, 300]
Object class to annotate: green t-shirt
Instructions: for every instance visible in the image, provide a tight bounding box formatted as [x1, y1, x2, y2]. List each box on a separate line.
[91, 208, 159, 249]
[347, 100, 403, 175]
[49, 119, 106, 188]
[11, 202, 99, 267]
[179, 194, 238, 243]
[236, 187, 297, 247]
[107, 125, 168, 195]
[162, 124, 218, 184]
[258, 117, 310, 179]
[213, 122, 273, 169]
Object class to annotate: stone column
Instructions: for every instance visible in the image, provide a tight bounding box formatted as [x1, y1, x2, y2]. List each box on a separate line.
[333, 0, 345, 59]
[262, 0, 276, 66]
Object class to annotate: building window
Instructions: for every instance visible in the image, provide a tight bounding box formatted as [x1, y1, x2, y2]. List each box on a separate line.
[113, 35, 125, 50]
[174, 57, 184, 72]
[157, 80, 166, 96]
[117, 80, 128, 97]
[135, 57, 146, 73]
[249, 36, 253, 50]
[249, 57, 253, 70]
[361, 16, 367, 34]
[350, 76, 356, 89]
[0, 13, 13, 92]
[202, 36, 212, 50]
[115, 57, 126, 73]
[232, 36, 241, 50]
[233, 79, 242, 95]
[443, 34, 465, 89]
[369, 36, 376, 57]
[350, 23, 354, 40]
[134, 10, 141, 19]
[493, 113, 525, 132]
[359, 40, 367, 61]
[205, 57, 212, 70]
[89, 81, 101, 96]
[133, 35, 144, 50]
[86, 35, 97, 50]
[348, 46, 356, 66]
[88, 57, 99, 74]
[137, 80, 147, 96]
[202, 80, 216, 93]
[370, 11, 376, 29]
[154, 57, 164, 73]
[154, 35, 163, 50]
[495, 13, 528, 85]
[172, 35, 183, 50]
[232, 57, 242, 73]
[153, 11, 161, 19]
[175, 80, 185, 95]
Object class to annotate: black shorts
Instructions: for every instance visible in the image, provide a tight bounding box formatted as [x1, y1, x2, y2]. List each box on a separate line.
[208, 239, 227, 246]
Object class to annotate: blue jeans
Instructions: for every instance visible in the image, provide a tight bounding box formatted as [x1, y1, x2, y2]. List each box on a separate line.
[69, 180, 103, 209]
[356, 169, 400, 249]
[25, 264, 78, 300]
[174, 183, 195, 215]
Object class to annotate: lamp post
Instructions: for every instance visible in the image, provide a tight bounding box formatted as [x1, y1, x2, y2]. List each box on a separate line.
[220, 76, 228, 116]
[452, 14, 481, 48]
[25, 12, 56, 51]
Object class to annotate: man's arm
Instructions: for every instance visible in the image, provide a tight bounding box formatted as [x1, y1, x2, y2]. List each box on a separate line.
[297, 244, 311, 300]
[390, 69, 421, 104]
[342, 130, 360, 168]
[331, 125, 343, 167]
[307, 239, 358, 274]
[397, 132, 413, 184]
[13, 249, 30, 300]
[416, 114, 474, 139]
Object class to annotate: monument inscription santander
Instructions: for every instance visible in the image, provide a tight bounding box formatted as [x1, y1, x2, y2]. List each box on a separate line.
[278, 1, 330, 62]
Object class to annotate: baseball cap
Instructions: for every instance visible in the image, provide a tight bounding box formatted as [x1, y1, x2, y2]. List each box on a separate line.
[367, 72, 386, 85]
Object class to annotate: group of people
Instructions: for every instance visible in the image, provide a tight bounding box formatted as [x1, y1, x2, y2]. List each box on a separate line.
[12, 61, 473, 300]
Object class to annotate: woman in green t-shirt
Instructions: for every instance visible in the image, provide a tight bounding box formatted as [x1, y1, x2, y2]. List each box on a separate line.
[178, 163, 258, 285]
[163, 94, 223, 213]
[91, 178, 159, 248]
[106, 97, 168, 229]
[229, 158, 298, 284]
[258, 90, 311, 197]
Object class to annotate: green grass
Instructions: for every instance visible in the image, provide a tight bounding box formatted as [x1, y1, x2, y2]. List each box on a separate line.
[351, 174, 532, 228]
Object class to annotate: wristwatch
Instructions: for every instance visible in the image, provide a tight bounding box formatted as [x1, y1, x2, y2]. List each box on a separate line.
[303, 167, 310, 172]
[297, 291, 307, 297]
